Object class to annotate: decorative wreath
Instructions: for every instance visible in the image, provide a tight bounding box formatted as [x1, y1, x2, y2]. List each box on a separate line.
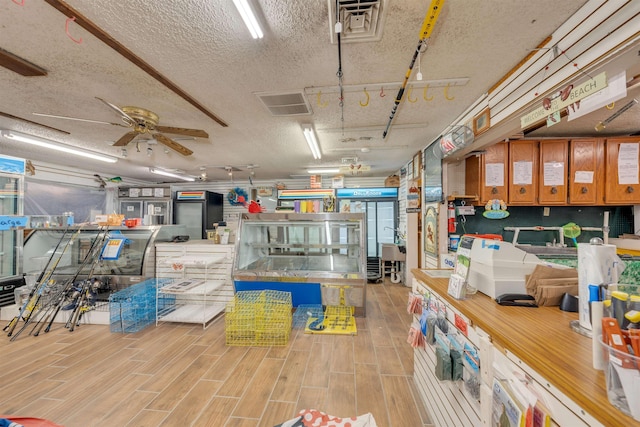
[227, 187, 248, 206]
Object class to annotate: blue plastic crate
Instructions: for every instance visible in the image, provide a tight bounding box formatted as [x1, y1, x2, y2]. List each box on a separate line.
[109, 278, 170, 333]
[293, 304, 323, 328]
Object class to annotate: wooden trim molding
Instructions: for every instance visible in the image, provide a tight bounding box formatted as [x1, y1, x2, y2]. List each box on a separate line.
[0, 48, 47, 76]
[0, 111, 70, 134]
[44, 0, 228, 128]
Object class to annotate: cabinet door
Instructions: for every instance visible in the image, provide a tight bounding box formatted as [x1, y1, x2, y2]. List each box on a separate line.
[509, 140, 538, 205]
[569, 139, 604, 205]
[465, 142, 508, 205]
[604, 137, 640, 204]
[538, 140, 568, 205]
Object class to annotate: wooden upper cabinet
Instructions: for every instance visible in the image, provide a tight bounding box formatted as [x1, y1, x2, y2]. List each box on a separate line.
[465, 142, 508, 205]
[604, 137, 640, 204]
[569, 138, 604, 205]
[509, 140, 538, 205]
[538, 140, 568, 205]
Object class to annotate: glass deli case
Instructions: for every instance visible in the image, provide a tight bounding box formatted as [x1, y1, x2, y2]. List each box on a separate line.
[22, 225, 187, 293]
[232, 212, 367, 315]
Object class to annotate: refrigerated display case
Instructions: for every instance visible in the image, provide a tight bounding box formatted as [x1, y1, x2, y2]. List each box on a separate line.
[336, 187, 399, 258]
[0, 158, 25, 307]
[118, 186, 172, 225]
[173, 190, 223, 240]
[276, 189, 336, 212]
[22, 224, 187, 295]
[232, 212, 367, 315]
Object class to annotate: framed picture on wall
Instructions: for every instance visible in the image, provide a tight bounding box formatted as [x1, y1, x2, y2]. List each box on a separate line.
[473, 107, 491, 136]
[407, 160, 414, 180]
[413, 152, 421, 180]
[424, 206, 438, 257]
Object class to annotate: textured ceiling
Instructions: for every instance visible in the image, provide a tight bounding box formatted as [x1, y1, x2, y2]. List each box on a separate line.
[1, 0, 637, 184]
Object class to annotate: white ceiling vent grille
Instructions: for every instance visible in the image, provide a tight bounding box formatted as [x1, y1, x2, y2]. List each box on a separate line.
[329, 0, 386, 44]
[255, 90, 312, 116]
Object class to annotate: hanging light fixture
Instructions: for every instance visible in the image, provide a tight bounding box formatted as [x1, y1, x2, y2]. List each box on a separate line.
[232, 0, 264, 39]
[0, 130, 118, 163]
[302, 124, 321, 159]
[149, 167, 195, 182]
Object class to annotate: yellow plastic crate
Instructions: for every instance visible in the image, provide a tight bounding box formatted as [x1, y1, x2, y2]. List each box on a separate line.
[225, 290, 292, 346]
[305, 305, 357, 336]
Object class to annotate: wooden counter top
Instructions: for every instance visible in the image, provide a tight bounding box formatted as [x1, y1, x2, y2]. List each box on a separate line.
[412, 269, 638, 427]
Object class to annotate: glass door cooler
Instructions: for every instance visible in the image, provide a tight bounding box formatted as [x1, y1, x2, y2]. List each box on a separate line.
[0, 157, 26, 307]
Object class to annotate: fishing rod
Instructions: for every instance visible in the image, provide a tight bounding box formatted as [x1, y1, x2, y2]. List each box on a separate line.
[34, 226, 109, 335]
[3, 226, 70, 334]
[382, 0, 445, 139]
[67, 226, 111, 332]
[8, 226, 83, 341]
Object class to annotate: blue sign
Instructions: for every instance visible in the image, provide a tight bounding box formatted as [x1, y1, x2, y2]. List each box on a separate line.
[0, 216, 28, 230]
[336, 187, 398, 199]
[0, 155, 25, 175]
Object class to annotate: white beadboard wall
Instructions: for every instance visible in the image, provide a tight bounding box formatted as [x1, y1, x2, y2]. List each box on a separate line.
[155, 242, 235, 313]
[445, 160, 466, 197]
[412, 277, 482, 427]
[398, 173, 408, 237]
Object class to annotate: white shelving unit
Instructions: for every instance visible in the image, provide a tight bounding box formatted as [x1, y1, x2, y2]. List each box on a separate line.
[155, 242, 234, 328]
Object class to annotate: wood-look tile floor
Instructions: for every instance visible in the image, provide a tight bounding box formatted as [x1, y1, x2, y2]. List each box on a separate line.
[0, 280, 433, 427]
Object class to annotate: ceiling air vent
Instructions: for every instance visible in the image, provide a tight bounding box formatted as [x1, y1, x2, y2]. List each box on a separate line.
[255, 90, 312, 116]
[328, 0, 386, 44]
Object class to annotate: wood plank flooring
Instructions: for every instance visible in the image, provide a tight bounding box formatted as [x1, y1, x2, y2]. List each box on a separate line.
[0, 281, 433, 426]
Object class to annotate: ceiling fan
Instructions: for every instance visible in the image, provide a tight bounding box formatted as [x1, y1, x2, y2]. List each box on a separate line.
[33, 97, 208, 156]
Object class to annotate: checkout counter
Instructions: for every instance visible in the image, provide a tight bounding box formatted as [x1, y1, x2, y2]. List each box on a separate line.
[411, 237, 637, 426]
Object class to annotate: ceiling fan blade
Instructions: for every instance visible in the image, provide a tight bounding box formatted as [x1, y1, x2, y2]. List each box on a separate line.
[154, 133, 193, 156]
[32, 112, 126, 127]
[95, 96, 135, 124]
[155, 126, 208, 138]
[113, 131, 139, 147]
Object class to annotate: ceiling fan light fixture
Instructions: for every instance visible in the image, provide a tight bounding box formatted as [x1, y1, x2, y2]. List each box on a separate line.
[149, 167, 195, 182]
[302, 124, 321, 159]
[233, 0, 264, 39]
[0, 130, 118, 163]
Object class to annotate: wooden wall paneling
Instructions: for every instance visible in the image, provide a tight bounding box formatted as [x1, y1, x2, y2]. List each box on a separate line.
[538, 139, 568, 205]
[508, 140, 538, 205]
[568, 138, 604, 205]
[604, 137, 640, 204]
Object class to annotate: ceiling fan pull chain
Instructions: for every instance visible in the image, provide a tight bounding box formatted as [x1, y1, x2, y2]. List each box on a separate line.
[65, 17, 83, 44]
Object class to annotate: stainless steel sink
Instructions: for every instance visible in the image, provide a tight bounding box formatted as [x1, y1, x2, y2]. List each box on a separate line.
[381, 244, 406, 262]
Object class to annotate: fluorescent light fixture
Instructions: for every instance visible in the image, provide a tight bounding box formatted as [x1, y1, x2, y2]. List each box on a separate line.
[302, 124, 321, 160]
[307, 168, 339, 174]
[0, 129, 118, 163]
[149, 167, 195, 182]
[233, 0, 264, 39]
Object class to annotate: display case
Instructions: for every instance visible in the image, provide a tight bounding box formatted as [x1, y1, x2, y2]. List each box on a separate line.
[232, 212, 367, 315]
[0, 167, 25, 307]
[22, 224, 187, 294]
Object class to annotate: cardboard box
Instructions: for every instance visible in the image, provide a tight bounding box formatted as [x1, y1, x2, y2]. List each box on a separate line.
[385, 174, 400, 187]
